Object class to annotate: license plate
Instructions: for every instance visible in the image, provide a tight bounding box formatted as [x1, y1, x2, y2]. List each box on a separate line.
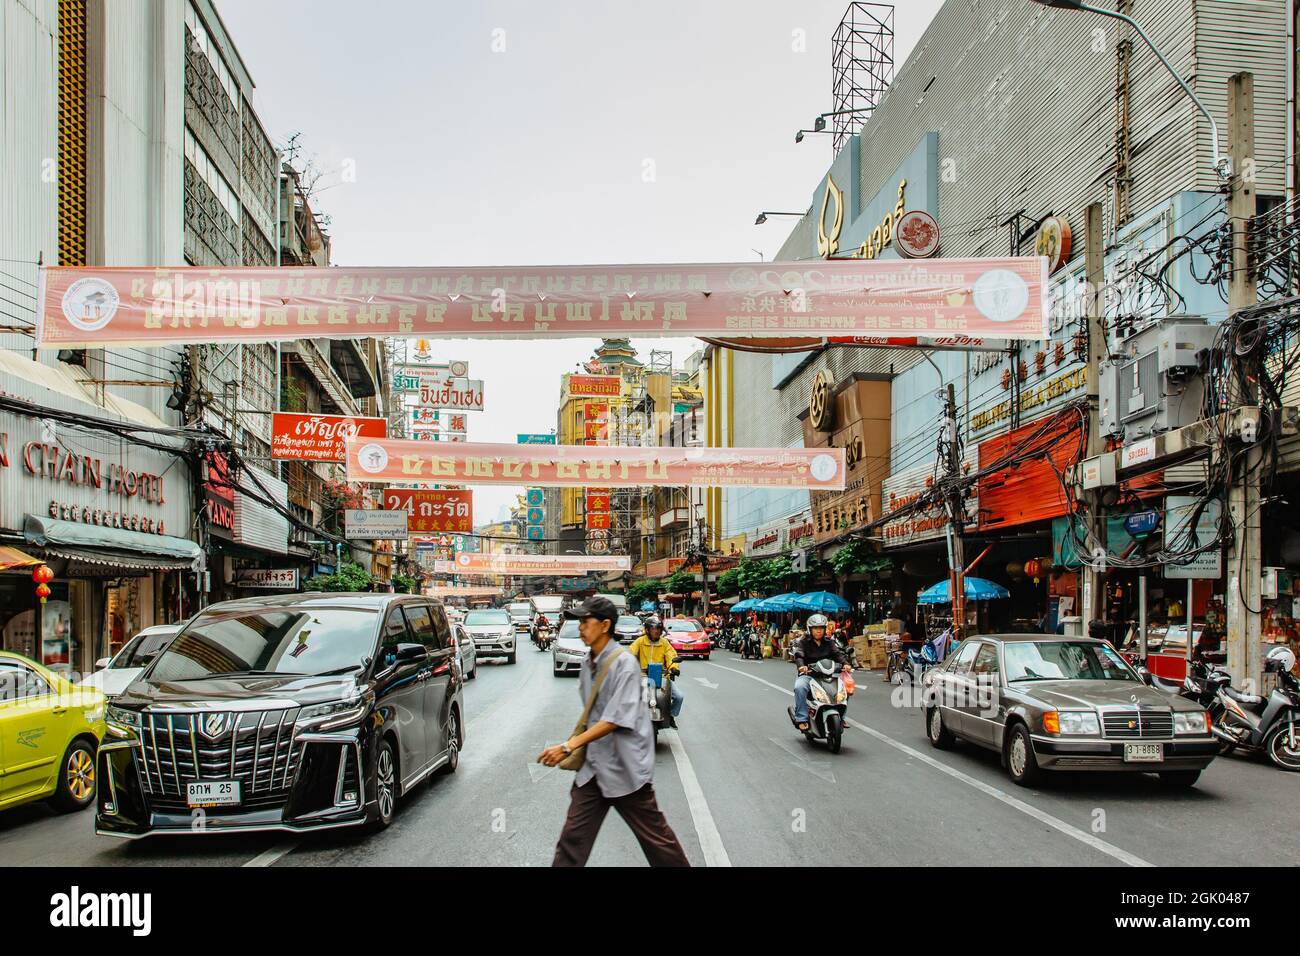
[1123, 742, 1163, 763]
[186, 780, 241, 807]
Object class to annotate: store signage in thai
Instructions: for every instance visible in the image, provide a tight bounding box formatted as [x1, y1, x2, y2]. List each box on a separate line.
[393, 361, 468, 393]
[381, 489, 473, 533]
[435, 553, 631, 575]
[746, 522, 786, 557]
[232, 568, 299, 590]
[570, 375, 621, 397]
[787, 512, 816, 548]
[344, 509, 410, 540]
[517, 433, 556, 444]
[880, 460, 977, 547]
[413, 377, 484, 412]
[38, 260, 1051, 347]
[345, 438, 846, 490]
[271, 413, 387, 463]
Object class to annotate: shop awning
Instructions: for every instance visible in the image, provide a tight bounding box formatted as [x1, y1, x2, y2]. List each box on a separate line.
[0, 546, 42, 572]
[23, 515, 204, 572]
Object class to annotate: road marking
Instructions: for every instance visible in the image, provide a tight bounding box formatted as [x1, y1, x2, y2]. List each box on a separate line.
[709, 662, 1155, 868]
[243, 840, 298, 867]
[662, 729, 731, 867]
[693, 677, 719, 689]
[769, 736, 836, 783]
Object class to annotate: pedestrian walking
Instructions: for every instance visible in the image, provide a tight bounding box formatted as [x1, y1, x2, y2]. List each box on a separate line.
[538, 595, 689, 867]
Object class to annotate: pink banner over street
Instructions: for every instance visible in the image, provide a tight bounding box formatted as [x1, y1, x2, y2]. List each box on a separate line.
[37, 259, 1050, 347]
[436, 553, 631, 575]
[344, 438, 847, 490]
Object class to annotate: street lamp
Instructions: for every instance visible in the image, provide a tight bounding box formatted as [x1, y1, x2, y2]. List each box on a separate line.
[1028, 0, 1229, 178]
[755, 211, 804, 226]
[794, 128, 831, 144]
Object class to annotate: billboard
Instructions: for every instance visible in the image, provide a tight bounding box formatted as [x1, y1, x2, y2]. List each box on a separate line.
[344, 509, 409, 540]
[436, 553, 631, 575]
[37, 259, 1051, 347]
[569, 375, 622, 397]
[412, 377, 484, 412]
[381, 489, 473, 533]
[393, 361, 468, 392]
[271, 413, 387, 463]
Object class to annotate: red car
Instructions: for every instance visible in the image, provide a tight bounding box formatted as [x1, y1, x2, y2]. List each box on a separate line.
[665, 618, 710, 660]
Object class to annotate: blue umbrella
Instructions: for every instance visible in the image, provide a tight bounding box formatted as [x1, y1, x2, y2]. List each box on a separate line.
[755, 592, 801, 613]
[640, 600, 656, 612]
[792, 591, 851, 613]
[729, 599, 755, 613]
[916, 576, 1011, 605]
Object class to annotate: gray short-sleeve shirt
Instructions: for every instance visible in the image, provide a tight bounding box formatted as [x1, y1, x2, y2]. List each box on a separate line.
[574, 639, 654, 798]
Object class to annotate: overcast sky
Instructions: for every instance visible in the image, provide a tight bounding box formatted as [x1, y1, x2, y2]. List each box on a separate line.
[217, 0, 944, 522]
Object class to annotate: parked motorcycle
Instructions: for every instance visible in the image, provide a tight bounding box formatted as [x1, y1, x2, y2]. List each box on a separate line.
[741, 627, 764, 660]
[787, 658, 852, 753]
[1148, 646, 1300, 770]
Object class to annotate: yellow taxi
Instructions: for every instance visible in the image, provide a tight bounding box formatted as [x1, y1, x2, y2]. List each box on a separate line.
[0, 651, 106, 813]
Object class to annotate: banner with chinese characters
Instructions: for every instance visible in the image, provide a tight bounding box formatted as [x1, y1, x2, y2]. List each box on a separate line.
[435, 553, 631, 575]
[345, 438, 847, 490]
[271, 413, 387, 463]
[37, 259, 1051, 347]
[381, 489, 473, 533]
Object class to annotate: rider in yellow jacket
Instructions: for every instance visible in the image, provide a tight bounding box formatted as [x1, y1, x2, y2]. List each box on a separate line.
[628, 615, 683, 717]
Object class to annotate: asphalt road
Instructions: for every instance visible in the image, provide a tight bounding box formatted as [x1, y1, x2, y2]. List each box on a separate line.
[3, 643, 1297, 867]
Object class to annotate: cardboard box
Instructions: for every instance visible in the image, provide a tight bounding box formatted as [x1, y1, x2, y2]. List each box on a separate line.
[883, 618, 904, 635]
[869, 646, 889, 669]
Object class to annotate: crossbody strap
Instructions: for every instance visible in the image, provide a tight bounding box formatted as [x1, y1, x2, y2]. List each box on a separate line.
[577, 648, 624, 727]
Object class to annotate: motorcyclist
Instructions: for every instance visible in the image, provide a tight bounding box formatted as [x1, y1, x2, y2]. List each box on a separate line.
[628, 614, 683, 718]
[792, 613, 849, 733]
[533, 611, 552, 645]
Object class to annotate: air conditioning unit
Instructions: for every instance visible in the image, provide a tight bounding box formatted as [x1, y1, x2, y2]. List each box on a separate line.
[1099, 317, 1216, 442]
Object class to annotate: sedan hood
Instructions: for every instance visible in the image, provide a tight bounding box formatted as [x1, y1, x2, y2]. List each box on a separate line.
[1010, 680, 1202, 711]
[115, 673, 361, 710]
[77, 667, 142, 699]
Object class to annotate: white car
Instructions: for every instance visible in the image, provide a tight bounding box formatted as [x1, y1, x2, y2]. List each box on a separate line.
[463, 608, 517, 664]
[78, 624, 181, 699]
[552, 619, 588, 676]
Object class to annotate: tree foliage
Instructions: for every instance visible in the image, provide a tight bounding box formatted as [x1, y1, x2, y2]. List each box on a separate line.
[736, 556, 792, 596]
[305, 561, 373, 593]
[714, 567, 741, 598]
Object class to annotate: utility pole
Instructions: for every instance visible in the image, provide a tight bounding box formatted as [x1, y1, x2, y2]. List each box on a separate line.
[942, 383, 966, 633]
[697, 516, 710, 619]
[1080, 202, 1107, 631]
[1225, 71, 1261, 688]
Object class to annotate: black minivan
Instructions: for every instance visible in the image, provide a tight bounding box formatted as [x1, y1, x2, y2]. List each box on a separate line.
[95, 593, 464, 839]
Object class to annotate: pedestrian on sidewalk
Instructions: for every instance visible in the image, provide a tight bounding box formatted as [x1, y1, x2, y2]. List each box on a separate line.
[538, 595, 689, 867]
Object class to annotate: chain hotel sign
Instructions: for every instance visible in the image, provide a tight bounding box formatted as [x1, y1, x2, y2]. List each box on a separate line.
[38, 260, 1050, 346]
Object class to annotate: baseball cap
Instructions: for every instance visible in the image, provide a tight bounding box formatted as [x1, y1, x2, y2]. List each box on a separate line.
[566, 595, 619, 623]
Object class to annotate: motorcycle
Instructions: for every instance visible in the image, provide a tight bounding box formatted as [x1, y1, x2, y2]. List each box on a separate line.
[532, 620, 554, 651]
[644, 662, 678, 743]
[741, 627, 764, 660]
[1147, 647, 1300, 770]
[787, 658, 852, 753]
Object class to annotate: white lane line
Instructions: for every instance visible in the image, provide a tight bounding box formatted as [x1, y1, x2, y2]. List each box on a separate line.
[662, 730, 732, 867]
[243, 840, 298, 867]
[709, 662, 1154, 868]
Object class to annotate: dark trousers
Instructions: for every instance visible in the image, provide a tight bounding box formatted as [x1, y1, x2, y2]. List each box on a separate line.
[552, 780, 690, 867]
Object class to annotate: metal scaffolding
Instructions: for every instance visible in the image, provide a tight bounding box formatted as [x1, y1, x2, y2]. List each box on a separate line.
[831, 3, 895, 155]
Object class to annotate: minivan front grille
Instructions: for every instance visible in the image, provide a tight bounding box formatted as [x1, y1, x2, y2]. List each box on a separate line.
[134, 708, 302, 810]
[1102, 709, 1173, 739]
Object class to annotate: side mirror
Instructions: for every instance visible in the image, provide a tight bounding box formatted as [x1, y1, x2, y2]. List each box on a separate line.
[1136, 665, 1153, 685]
[94, 657, 110, 671]
[396, 642, 427, 662]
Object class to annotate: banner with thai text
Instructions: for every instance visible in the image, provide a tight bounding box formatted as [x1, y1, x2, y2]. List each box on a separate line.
[436, 553, 631, 575]
[37, 259, 1051, 346]
[412, 377, 484, 412]
[345, 438, 847, 490]
[271, 413, 387, 463]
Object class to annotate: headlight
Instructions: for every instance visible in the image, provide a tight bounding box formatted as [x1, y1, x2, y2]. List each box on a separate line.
[835, 687, 847, 704]
[1056, 712, 1100, 735]
[298, 698, 366, 731]
[1174, 711, 1210, 735]
[106, 704, 140, 738]
[810, 682, 829, 704]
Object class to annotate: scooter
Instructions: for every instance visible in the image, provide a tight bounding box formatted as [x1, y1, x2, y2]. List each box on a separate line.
[787, 658, 851, 753]
[741, 628, 764, 660]
[645, 662, 678, 743]
[1205, 647, 1300, 770]
[533, 622, 554, 651]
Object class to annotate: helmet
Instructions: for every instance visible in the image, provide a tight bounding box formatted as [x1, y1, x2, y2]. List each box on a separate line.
[1265, 645, 1296, 674]
[645, 614, 664, 633]
[807, 613, 829, 629]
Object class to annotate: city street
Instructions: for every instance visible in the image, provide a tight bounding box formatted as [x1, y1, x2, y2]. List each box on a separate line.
[3, 646, 1294, 868]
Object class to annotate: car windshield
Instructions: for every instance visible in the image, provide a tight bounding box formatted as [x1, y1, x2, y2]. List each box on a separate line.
[558, 619, 581, 641]
[467, 610, 510, 626]
[507, 604, 530, 615]
[147, 607, 379, 680]
[1003, 641, 1138, 683]
[665, 619, 701, 633]
[112, 630, 177, 669]
[616, 616, 642, 630]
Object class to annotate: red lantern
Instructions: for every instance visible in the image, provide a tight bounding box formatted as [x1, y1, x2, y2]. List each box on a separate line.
[32, 564, 54, 585]
[35, 583, 51, 603]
